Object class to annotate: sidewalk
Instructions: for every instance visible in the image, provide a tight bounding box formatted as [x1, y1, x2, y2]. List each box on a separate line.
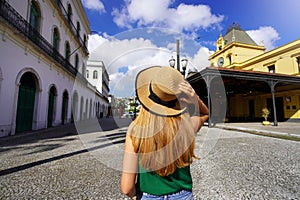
[214, 121, 300, 141]
[0, 118, 132, 144]
[1, 119, 299, 142]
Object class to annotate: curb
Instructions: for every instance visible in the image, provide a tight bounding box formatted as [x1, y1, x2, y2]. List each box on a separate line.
[215, 124, 300, 141]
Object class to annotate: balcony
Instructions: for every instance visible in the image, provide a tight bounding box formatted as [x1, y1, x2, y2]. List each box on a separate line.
[54, 0, 88, 54]
[0, 0, 87, 83]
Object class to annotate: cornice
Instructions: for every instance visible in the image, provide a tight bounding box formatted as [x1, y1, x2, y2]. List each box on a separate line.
[209, 42, 265, 60]
[240, 39, 300, 68]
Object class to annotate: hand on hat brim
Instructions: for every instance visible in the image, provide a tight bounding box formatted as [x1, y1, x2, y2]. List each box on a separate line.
[178, 81, 198, 105]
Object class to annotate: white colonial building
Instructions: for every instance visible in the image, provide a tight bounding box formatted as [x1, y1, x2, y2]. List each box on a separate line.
[0, 0, 108, 137]
[86, 60, 110, 118]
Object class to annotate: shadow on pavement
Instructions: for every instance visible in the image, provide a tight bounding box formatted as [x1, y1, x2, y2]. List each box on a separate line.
[0, 138, 125, 176]
[0, 117, 131, 176]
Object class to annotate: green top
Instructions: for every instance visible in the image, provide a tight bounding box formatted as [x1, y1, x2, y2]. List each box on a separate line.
[138, 164, 192, 196]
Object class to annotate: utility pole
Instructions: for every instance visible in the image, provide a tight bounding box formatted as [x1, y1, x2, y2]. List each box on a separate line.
[176, 39, 180, 71]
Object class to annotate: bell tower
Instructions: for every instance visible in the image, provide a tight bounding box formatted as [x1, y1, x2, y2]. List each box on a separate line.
[216, 34, 225, 51]
[209, 23, 265, 69]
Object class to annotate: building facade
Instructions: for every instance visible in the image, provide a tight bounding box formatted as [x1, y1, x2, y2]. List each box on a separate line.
[188, 24, 300, 126]
[0, 0, 106, 137]
[86, 60, 110, 118]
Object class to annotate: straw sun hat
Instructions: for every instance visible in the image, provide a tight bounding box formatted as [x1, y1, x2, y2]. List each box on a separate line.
[135, 66, 187, 116]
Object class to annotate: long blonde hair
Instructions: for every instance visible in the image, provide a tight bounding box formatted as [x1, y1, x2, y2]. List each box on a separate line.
[129, 107, 198, 176]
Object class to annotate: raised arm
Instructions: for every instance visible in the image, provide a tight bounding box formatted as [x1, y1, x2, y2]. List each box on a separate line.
[179, 81, 209, 132]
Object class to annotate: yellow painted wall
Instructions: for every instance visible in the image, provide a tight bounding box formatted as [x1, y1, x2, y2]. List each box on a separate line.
[242, 45, 300, 75]
[229, 91, 300, 120]
[229, 95, 262, 119]
[228, 95, 248, 118]
[210, 44, 265, 68]
[285, 94, 300, 119]
[229, 46, 263, 66]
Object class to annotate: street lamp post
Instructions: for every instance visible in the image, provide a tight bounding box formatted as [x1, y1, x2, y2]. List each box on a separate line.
[169, 39, 188, 77]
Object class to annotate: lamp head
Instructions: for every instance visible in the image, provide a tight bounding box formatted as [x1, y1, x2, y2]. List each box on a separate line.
[181, 58, 188, 70]
[169, 56, 176, 67]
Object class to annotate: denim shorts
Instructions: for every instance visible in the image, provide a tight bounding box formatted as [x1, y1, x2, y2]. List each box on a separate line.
[140, 190, 194, 200]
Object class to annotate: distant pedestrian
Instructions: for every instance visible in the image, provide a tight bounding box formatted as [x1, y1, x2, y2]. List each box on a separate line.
[120, 66, 208, 199]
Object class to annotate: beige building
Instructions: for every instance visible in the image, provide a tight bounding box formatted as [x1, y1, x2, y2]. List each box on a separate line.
[188, 24, 300, 126]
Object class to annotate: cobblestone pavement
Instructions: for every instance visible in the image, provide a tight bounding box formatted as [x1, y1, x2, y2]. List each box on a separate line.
[192, 127, 300, 199]
[0, 118, 299, 199]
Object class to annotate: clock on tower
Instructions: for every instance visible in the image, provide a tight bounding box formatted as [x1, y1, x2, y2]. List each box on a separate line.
[218, 57, 224, 67]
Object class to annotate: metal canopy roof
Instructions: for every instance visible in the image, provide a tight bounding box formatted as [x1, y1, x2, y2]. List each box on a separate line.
[187, 67, 300, 100]
[188, 67, 300, 85]
[187, 67, 300, 127]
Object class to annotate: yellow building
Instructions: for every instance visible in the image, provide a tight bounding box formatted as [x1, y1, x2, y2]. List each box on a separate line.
[188, 24, 300, 126]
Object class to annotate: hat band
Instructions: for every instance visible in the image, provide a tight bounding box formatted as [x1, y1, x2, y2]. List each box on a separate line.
[148, 82, 177, 108]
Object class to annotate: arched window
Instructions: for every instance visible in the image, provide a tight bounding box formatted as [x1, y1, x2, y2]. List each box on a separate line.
[93, 70, 98, 79]
[76, 21, 81, 37]
[61, 91, 69, 124]
[75, 54, 79, 70]
[16, 72, 38, 132]
[29, 0, 41, 38]
[55, 0, 61, 9]
[67, 3, 72, 23]
[80, 96, 84, 120]
[52, 27, 60, 52]
[65, 41, 70, 61]
[85, 99, 89, 119]
[72, 92, 78, 121]
[86, 70, 89, 78]
[83, 34, 87, 48]
[297, 57, 300, 73]
[47, 85, 57, 127]
[82, 64, 85, 75]
[228, 54, 232, 65]
[268, 65, 275, 73]
[89, 99, 92, 118]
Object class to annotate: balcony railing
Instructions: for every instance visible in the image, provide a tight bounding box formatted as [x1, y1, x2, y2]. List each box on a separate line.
[54, 0, 88, 54]
[0, 0, 87, 83]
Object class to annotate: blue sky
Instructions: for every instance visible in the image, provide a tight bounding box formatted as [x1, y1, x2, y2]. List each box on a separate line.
[81, 0, 299, 97]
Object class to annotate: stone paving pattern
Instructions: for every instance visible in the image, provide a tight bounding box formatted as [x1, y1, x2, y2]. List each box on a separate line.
[0, 118, 299, 199]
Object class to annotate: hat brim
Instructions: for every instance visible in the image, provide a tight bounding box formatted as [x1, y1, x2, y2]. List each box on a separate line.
[136, 66, 186, 117]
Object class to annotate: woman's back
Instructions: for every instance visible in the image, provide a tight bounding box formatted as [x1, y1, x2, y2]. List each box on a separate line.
[130, 107, 197, 176]
[120, 66, 209, 199]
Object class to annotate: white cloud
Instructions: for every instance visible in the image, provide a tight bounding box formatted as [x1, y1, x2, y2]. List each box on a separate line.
[81, 0, 105, 13]
[128, 0, 169, 23]
[112, 0, 223, 33]
[171, 4, 223, 31]
[108, 46, 211, 97]
[107, 48, 174, 97]
[88, 33, 175, 97]
[189, 47, 211, 72]
[87, 28, 212, 97]
[89, 36, 160, 73]
[88, 34, 108, 52]
[246, 26, 280, 51]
